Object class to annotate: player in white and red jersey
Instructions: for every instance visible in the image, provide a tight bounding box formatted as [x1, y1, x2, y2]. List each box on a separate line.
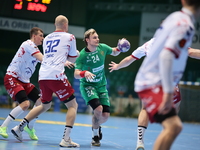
[109, 37, 181, 150]
[11, 15, 80, 148]
[0, 27, 44, 140]
[134, 0, 200, 150]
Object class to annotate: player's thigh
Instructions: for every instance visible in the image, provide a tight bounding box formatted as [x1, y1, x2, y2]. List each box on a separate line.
[39, 80, 53, 103]
[4, 75, 25, 100]
[80, 85, 98, 104]
[51, 80, 75, 102]
[98, 85, 110, 106]
[138, 86, 167, 123]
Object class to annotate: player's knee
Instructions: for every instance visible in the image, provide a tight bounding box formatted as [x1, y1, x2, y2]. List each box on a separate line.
[19, 100, 31, 110]
[94, 105, 103, 116]
[173, 120, 182, 135]
[42, 102, 52, 111]
[70, 99, 78, 110]
[102, 112, 110, 121]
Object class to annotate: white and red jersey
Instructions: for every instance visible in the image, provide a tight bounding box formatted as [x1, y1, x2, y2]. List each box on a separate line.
[131, 38, 155, 59]
[6, 40, 41, 83]
[39, 31, 77, 80]
[135, 7, 195, 92]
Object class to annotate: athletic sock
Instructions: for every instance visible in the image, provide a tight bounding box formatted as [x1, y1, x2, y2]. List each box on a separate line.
[1, 105, 24, 127]
[137, 126, 147, 143]
[63, 125, 72, 141]
[19, 118, 29, 132]
[92, 127, 99, 137]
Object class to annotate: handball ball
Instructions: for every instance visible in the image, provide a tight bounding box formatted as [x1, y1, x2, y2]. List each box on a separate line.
[117, 38, 131, 52]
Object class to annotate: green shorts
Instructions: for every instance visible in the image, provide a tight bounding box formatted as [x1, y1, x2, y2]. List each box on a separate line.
[80, 84, 110, 106]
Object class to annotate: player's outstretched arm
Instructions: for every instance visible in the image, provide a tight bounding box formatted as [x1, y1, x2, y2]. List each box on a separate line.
[109, 55, 136, 72]
[188, 48, 200, 59]
[110, 47, 121, 56]
[110, 38, 131, 56]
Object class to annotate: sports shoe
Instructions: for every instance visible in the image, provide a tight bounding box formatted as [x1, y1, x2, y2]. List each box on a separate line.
[0, 126, 8, 138]
[59, 138, 80, 148]
[135, 141, 145, 150]
[99, 126, 102, 140]
[24, 125, 38, 140]
[11, 126, 23, 142]
[91, 136, 100, 146]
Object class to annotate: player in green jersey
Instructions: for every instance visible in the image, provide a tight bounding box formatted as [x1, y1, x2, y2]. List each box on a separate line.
[74, 28, 128, 146]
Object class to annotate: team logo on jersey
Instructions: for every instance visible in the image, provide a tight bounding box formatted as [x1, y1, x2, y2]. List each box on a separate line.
[179, 39, 186, 48]
[101, 51, 104, 56]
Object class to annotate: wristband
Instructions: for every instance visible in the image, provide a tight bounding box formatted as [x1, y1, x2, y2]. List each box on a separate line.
[116, 48, 120, 52]
[80, 71, 86, 77]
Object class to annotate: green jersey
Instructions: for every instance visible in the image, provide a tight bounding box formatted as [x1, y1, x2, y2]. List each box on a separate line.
[75, 43, 112, 86]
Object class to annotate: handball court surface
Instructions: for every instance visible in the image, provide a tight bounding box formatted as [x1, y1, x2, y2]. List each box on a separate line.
[0, 108, 200, 150]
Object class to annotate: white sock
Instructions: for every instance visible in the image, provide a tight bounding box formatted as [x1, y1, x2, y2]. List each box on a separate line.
[92, 128, 99, 137]
[137, 126, 146, 143]
[63, 126, 72, 141]
[1, 106, 24, 127]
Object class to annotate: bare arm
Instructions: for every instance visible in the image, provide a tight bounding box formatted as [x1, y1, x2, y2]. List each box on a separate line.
[110, 47, 121, 56]
[33, 52, 43, 62]
[74, 69, 96, 81]
[67, 57, 77, 64]
[64, 61, 75, 69]
[188, 48, 200, 59]
[109, 55, 136, 72]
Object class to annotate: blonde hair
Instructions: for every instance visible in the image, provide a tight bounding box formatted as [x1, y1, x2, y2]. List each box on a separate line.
[55, 15, 68, 28]
[83, 28, 96, 45]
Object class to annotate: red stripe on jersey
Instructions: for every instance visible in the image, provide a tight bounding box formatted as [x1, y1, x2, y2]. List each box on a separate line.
[131, 55, 139, 60]
[31, 51, 40, 56]
[68, 55, 77, 58]
[165, 47, 180, 58]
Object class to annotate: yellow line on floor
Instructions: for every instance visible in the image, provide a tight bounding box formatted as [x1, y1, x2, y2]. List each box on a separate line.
[0, 117, 118, 128]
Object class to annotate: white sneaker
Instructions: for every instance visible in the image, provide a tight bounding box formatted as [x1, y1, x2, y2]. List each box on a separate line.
[136, 141, 145, 150]
[59, 138, 80, 148]
[11, 126, 23, 142]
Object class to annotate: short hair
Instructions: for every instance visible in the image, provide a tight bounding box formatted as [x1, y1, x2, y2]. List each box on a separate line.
[184, 0, 200, 9]
[30, 27, 43, 39]
[55, 15, 68, 27]
[83, 28, 96, 45]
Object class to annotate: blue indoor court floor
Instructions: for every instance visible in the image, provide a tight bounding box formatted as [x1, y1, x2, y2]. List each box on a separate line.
[0, 108, 200, 150]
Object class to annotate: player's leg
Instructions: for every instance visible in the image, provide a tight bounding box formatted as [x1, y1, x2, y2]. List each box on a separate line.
[11, 102, 52, 142]
[88, 98, 102, 146]
[50, 79, 79, 148]
[91, 86, 110, 146]
[80, 84, 103, 146]
[153, 113, 182, 150]
[0, 81, 30, 138]
[60, 95, 79, 148]
[24, 87, 42, 140]
[11, 80, 52, 141]
[136, 108, 149, 150]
